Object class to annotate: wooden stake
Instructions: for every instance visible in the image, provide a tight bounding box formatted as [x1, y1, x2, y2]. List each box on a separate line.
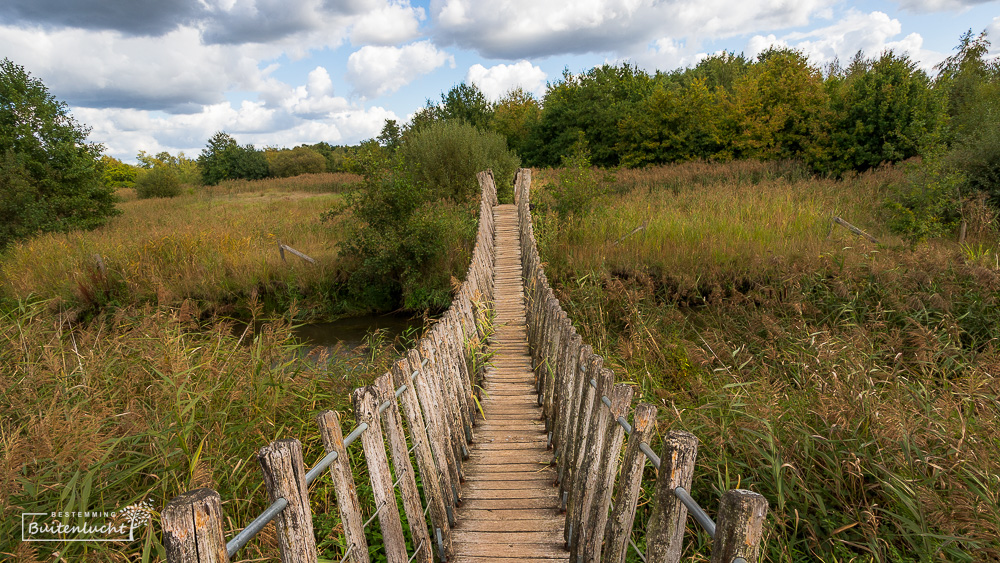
[353, 386, 408, 563]
[646, 431, 698, 563]
[162, 488, 229, 563]
[317, 411, 370, 563]
[604, 403, 658, 563]
[257, 439, 318, 563]
[710, 490, 769, 563]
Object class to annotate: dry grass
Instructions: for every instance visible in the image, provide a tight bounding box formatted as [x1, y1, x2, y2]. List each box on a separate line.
[534, 161, 1000, 561]
[0, 175, 358, 315]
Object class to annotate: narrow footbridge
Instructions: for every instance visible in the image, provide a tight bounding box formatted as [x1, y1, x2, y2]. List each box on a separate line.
[163, 170, 768, 563]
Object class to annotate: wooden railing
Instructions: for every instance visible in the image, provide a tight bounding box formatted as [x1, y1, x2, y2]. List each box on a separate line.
[513, 168, 769, 563]
[161, 171, 500, 563]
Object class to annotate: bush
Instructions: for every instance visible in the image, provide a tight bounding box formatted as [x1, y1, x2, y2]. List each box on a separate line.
[885, 157, 963, 243]
[400, 120, 520, 204]
[267, 146, 327, 177]
[198, 132, 270, 185]
[334, 147, 475, 310]
[134, 166, 182, 199]
[0, 58, 119, 248]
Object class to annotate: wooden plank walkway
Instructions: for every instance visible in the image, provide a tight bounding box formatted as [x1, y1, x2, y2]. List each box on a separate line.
[451, 204, 568, 562]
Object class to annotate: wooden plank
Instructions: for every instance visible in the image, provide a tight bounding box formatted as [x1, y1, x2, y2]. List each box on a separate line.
[257, 439, 318, 563]
[374, 374, 432, 563]
[316, 411, 370, 563]
[353, 386, 408, 563]
[451, 541, 567, 558]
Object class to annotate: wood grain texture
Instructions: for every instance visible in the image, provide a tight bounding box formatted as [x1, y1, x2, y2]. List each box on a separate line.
[317, 410, 370, 563]
[451, 203, 569, 562]
[162, 488, 228, 563]
[257, 439, 318, 563]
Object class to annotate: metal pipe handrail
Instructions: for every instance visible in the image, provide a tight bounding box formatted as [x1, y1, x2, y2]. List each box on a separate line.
[226, 358, 429, 558]
[581, 368, 720, 541]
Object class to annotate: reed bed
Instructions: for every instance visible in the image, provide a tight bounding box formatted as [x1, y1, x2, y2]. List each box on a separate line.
[534, 161, 1000, 562]
[1, 177, 356, 316]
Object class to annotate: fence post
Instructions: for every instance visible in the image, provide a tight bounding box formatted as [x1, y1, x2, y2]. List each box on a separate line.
[410, 347, 462, 510]
[646, 431, 698, 563]
[257, 439, 318, 563]
[581, 382, 635, 563]
[316, 411, 370, 563]
[710, 490, 769, 563]
[392, 358, 453, 559]
[604, 403, 658, 563]
[354, 386, 409, 563]
[162, 488, 229, 563]
[568, 365, 614, 560]
[374, 374, 433, 563]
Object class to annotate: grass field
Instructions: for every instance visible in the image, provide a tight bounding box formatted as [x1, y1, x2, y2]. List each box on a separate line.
[1, 172, 361, 319]
[4, 163, 999, 562]
[532, 161, 1000, 561]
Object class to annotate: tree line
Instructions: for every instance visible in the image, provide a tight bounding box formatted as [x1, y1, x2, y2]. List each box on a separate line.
[1, 29, 997, 249]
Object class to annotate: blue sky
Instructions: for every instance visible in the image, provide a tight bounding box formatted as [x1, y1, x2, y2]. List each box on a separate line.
[2, 0, 997, 162]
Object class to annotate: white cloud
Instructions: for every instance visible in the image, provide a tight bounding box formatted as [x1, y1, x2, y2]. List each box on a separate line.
[744, 10, 947, 71]
[466, 61, 547, 100]
[0, 24, 271, 111]
[350, 1, 425, 45]
[431, 0, 835, 60]
[893, 0, 996, 13]
[346, 40, 454, 98]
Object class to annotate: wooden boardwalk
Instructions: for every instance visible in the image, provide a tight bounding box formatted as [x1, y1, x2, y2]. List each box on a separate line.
[451, 204, 568, 562]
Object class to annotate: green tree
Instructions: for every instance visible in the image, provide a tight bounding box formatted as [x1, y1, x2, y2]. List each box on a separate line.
[716, 48, 829, 162]
[100, 156, 137, 189]
[616, 77, 722, 166]
[377, 119, 403, 151]
[0, 58, 119, 248]
[826, 51, 945, 174]
[529, 64, 653, 167]
[266, 146, 327, 177]
[490, 87, 541, 159]
[440, 82, 492, 129]
[197, 132, 269, 185]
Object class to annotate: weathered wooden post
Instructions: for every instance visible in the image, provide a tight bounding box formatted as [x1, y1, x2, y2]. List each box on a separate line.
[257, 439, 318, 563]
[581, 383, 635, 563]
[392, 358, 454, 558]
[316, 411, 370, 563]
[568, 366, 614, 560]
[646, 431, 698, 563]
[604, 403, 658, 563]
[374, 374, 433, 563]
[710, 490, 769, 563]
[162, 488, 229, 563]
[354, 386, 408, 563]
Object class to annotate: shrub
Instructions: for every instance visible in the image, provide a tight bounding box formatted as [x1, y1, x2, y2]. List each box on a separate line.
[0, 58, 119, 248]
[134, 166, 182, 199]
[400, 120, 520, 204]
[198, 132, 270, 185]
[267, 146, 327, 177]
[335, 148, 475, 310]
[884, 157, 963, 243]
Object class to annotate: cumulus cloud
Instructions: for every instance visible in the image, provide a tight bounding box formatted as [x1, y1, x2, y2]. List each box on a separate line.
[0, 0, 203, 36]
[466, 61, 547, 100]
[430, 0, 835, 59]
[346, 40, 454, 98]
[893, 0, 995, 13]
[350, 1, 425, 45]
[0, 25, 268, 111]
[745, 10, 945, 70]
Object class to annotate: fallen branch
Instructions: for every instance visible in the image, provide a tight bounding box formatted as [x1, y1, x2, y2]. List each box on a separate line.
[277, 239, 317, 264]
[832, 217, 878, 244]
[614, 220, 648, 246]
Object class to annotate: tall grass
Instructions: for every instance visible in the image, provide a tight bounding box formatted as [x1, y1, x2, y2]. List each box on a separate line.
[0, 174, 360, 317]
[535, 161, 1000, 561]
[0, 297, 416, 562]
